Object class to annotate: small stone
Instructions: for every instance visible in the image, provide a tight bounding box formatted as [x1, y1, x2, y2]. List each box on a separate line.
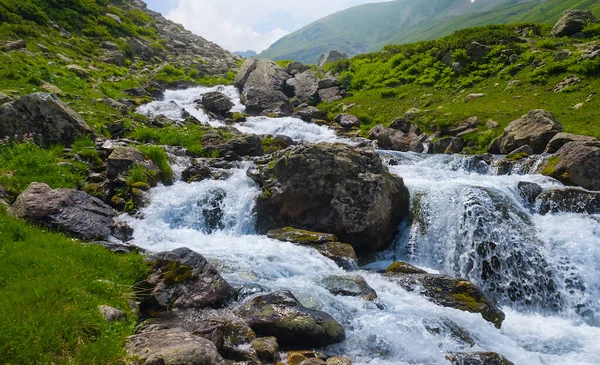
[252, 337, 279, 362]
[326, 356, 352, 365]
[465, 93, 485, 102]
[98, 305, 126, 322]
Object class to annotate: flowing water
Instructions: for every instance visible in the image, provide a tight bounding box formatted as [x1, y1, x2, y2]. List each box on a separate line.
[127, 87, 600, 364]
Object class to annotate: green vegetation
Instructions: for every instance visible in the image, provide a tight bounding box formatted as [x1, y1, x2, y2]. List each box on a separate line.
[259, 0, 600, 63]
[0, 207, 147, 364]
[319, 24, 600, 153]
[137, 145, 174, 183]
[0, 141, 88, 202]
[131, 125, 207, 156]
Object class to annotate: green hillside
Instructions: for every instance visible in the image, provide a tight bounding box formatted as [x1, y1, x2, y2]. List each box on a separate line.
[258, 0, 600, 63]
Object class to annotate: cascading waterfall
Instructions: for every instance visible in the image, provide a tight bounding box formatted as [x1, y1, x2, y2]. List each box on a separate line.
[126, 86, 600, 364]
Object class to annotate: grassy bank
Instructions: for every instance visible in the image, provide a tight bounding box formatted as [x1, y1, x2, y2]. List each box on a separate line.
[320, 24, 600, 152]
[0, 207, 147, 364]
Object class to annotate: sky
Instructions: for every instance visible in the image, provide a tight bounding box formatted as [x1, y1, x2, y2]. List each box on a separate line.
[143, 0, 389, 53]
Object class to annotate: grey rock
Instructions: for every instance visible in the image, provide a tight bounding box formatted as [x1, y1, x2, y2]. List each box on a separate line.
[318, 78, 341, 90]
[101, 50, 125, 66]
[370, 125, 424, 153]
[0, 92, 12, 104]
[537, 188, 600, 215]
[235, 291, 345, 348]
[234, 59, 258, 90]
[319, 275, 377, 299]
[544, 132, 597, 154]
[240, 60, 291, 116]
[539, 141, 600, 190]
[286, 71, 320, 105]
[2, 39, 26, 51]
[317, 51, 348, 68]
[507, 145, 534, 159]
[287, 61, 310, 76]
[551, 9, 597, 37]
[446, 352, 514, 365]
[202, 92, 234, 115]
[145, 247, 233, 310]
[9, 183, 118, 241]
[98, 305, 126, 322]
[490, 110, 563, 154]
[518, 181, 543, 206]
[553, 75, 580, 93]
[106, 147, 153, 179]
[126, 328, 228, 365]
[318, 87, 343, 102]
[0, 93, 93, 147]
[293, 106, 324, 121]
[335, 114, 361, 130]
[428, 137, 463, 154]
[251, 143, 410, 254]
[467, 42, 491, 62]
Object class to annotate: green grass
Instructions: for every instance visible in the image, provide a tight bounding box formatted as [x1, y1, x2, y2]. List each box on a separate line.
[319, 24, 600, 153]
[0, 141, 88, 202]
[0, 208, 148, 364]
[131, 125, 209, 156]
[137, 145, 174, 183]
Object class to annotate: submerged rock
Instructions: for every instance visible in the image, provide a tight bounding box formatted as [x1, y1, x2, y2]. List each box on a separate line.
[446, 352, 514, 365]
[251, 143, 410, 254]
[9, 183, 120, 241]
[489, 110, 563, 154]
[236, 291, 345, 348]
[0, 92, 93, 147]
[536, 188, 600, 214]
[267, 228, 358, 270]
[517, 181, 543, 206]
[318, 275, 377, 300]
[386, 263, 505, 328]
[126, 328, 228, 365]
[144, 247, 233, 310]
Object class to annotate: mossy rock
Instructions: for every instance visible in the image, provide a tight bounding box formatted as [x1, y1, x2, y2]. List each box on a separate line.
[386, 262, 427, 274]
[267, 227, 338, 245]
[386, 271, 505, 328]
[446, 351, 514, 365]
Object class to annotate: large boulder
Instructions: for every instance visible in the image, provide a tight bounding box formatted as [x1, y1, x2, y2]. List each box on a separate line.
[238, 60, 292, 116]
[489, 110, 563, 154]
[317, 51, 348, 68]
[144, 247, 233, 310]
[235, 291, 345, 348]
[201, 92, 234, 115]
[201, 131, 264, 157]
[250, 143, 410, 254]
[126, 328, 228, 365]
[536, 187, 600, 215]
[0, 93, 92, 147]
[544, 132, 597, 154]
[386, 264, 505, 328]
[369, 124, 424, 152]
[539, 141, 600, 190]
[551, 10, 597, 37]
[286, 71, 320, 105]
[234, 58, 258, 90]
[9, 183, 119, 241]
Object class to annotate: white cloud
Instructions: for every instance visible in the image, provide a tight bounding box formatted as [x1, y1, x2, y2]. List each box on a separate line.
[165, 0, 388, 52]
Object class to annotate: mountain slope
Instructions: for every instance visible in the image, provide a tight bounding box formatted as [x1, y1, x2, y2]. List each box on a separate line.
[258, 0, 600, 64]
